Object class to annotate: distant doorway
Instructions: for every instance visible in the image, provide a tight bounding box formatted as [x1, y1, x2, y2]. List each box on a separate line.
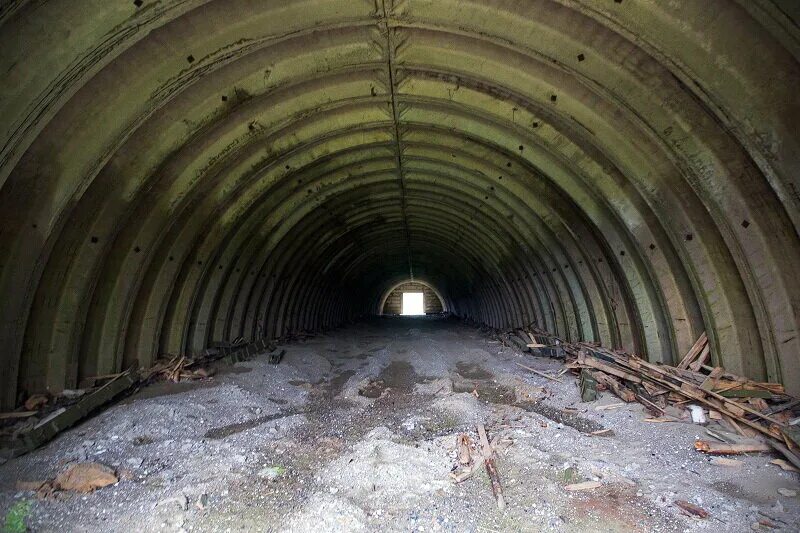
[401, 292, 424, 315]
[380, 281, 445, 315]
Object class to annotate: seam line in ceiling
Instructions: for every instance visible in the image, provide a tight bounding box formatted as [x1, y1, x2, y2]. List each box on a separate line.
[381, 0, 414, 281]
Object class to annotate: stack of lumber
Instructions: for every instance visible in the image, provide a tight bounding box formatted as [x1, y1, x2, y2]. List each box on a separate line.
[560, 333, 799, 468]
[504, 327, 565, 359]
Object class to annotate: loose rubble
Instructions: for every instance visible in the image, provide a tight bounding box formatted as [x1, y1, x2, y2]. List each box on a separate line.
[0, 316, 797, 532]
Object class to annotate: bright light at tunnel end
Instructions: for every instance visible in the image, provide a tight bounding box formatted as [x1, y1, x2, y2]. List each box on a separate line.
[401, 292, 424, 315]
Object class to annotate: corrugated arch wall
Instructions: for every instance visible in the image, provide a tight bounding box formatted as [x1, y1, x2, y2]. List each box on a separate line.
[0, 0, 798, 407]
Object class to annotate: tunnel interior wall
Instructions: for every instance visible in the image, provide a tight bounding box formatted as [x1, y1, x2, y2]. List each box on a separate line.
[0, 0, 798, 407]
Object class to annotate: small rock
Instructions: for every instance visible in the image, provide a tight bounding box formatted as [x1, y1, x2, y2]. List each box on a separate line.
[196, 493, 209, 510]
[126, 457, 144, 468]
[777, 488, 796, 497]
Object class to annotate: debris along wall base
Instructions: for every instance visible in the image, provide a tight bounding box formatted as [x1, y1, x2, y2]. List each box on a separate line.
[1, 338, 287, 461]
[504, 324, 800, 470]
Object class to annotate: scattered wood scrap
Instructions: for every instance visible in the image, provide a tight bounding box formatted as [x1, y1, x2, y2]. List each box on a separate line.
[269, 349, 286, 365]
[1, 367, 139, 459]
[674, 499, 709, 519]
[676, 333, 708, 370]
[579, 369, 598, 402]
[514, 362, 562, 383]
[508, 325, 799, 468]
[565, 480, 601, 491]
[457, 433, 472, 465]
[770, 458, 799, 473]
[478, 424, 506, 510]
[566, 342, 798, 465]
[709, 457, 744, 467]
[450, 433, 482, 483]
[0, 411, 37, 420]
[2, 338, 287, 460]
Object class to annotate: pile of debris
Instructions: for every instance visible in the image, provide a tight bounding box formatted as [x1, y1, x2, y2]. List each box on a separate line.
[449, 425, 511, 510]
[509, 327, 800, 470]
[0, 340, 286, 461]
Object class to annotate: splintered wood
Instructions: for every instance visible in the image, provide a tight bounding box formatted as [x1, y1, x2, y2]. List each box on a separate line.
[674, 499, 709, 519]
[450, 433, 483, 484]
[507, 326, 799, 468]
[478, 424, 506, 511]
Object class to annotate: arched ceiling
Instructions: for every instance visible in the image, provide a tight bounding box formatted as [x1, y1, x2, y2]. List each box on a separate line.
[0, 0, 798, 407]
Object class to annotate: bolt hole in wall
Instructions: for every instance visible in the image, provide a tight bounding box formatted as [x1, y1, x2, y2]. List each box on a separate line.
[401, 292, 424, 315]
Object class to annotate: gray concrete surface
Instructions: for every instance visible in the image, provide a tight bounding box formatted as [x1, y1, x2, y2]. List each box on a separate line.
[1, 317, 798, 532]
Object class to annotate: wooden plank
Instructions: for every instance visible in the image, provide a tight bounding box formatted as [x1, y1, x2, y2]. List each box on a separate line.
[677, 332, 707, 370]
[694, 440, 770, 454]
[515, 362, 563, 383]
[612, 353, 784, 428]
[1, 367, 138, 459]
[0, 411, 37, 420]
[591, 371, 636, 402]
[579, 354, 642, 383]
[766, 398, 800, 415]
[477, 424, 506, 510]
[689, 344, 711, 372]
[719, 389, 771, 399]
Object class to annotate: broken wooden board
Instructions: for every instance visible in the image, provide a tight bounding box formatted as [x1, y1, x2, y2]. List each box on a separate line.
[1, 367, 139, 459]
[478, 424, 506, 511]
[676, 332, 707, 370]
[688, 344, 711, 372]
[710, 457, 744, 467]
[565, 480, 602, 491]
[694, 440, 770, 455]
[55, 462, 118, 492]
[457, 433, 472, 465]
[0, 411, 38, 420]
[591, 371, 636, 402]
[770, 459, 800, 473]
[515, 362, 562, 383]
[674, 499, 709, 518]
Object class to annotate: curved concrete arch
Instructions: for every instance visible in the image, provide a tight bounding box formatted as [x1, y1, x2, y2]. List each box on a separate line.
[1, 0, 799, 408]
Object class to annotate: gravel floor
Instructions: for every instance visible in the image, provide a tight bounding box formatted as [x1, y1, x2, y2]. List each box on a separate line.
[1, 316, 798, 532]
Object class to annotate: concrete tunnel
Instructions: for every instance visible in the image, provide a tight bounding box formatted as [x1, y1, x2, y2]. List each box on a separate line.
[1, 0, 800, 412]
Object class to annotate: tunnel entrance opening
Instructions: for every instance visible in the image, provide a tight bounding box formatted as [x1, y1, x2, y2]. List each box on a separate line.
[380, 281, 445, 316]
[401, 292, 424, 315]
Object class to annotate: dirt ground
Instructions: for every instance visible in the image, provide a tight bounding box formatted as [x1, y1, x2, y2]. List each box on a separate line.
[1, 316, 798, 532]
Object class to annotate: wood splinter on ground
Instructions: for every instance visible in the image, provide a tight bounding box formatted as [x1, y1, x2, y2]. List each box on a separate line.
[450, 433, 482, 484]
[457, 433, 472, 465]
[514, 361, 563, 383]
[674, 499, 709, 519]
[477, 424, 506, 510]
[565, 480, 602, 491]
[694, 440, 770, 454]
